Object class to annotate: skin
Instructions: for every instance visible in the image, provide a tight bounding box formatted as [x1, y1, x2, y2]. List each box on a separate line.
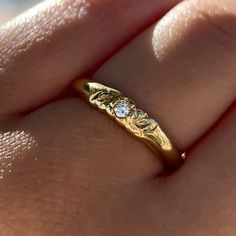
[0, 0, 235, 235]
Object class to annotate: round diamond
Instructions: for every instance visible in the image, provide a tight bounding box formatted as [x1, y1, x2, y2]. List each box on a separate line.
[114, 101, 131, 118]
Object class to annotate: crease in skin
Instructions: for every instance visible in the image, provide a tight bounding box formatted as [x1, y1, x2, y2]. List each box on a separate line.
[0, 131, 37, 179]
[0, 0, 91, 73]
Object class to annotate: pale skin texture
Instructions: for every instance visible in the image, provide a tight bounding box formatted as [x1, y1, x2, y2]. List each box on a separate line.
[0, 0, 236, 235]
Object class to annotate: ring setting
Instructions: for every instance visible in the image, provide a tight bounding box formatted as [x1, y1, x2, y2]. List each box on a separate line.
[114, 100, 133, 118]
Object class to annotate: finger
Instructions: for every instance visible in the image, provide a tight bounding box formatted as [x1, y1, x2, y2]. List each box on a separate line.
[0, 0, 180, 116]
[0, 98, 161, 235]
[175, 104, 236, 180]
[149, 105, 236, 236]
[94, 0, 236, 151]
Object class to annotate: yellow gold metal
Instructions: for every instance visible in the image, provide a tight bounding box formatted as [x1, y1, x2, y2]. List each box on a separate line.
[73, 79, 184, 172]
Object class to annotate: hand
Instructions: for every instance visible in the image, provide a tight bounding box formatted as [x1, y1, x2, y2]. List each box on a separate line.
[0, 0, 235, 235]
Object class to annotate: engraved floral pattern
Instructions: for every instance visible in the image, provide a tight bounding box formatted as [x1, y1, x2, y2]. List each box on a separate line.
[85, 82, 172, 150]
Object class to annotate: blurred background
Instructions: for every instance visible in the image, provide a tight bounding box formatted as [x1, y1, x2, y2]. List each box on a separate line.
[0, 0, 42, 24]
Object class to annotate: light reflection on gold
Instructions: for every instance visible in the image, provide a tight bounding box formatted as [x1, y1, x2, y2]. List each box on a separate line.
[74, 79, 184, 172]
[0, 131, 37, 179]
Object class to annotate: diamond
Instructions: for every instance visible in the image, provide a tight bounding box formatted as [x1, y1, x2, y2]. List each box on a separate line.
[114, 100, 131, 118]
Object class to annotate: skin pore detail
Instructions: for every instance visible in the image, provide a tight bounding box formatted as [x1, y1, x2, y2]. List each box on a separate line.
[0, 0, 92, 74]
[0, 130, 37, 179]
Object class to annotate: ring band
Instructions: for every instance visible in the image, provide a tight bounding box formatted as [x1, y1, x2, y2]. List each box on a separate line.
[73, 79, 184, 172]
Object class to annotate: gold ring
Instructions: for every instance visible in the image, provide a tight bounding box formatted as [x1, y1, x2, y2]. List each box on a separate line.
[73, 79, 185, 172]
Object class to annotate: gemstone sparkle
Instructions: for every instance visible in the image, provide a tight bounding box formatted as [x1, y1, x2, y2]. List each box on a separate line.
[114, 101, 131, 118]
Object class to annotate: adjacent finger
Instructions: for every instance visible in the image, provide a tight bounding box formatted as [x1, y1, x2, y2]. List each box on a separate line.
[0, 0, 180, 116]
[94, 0, 236, 151]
